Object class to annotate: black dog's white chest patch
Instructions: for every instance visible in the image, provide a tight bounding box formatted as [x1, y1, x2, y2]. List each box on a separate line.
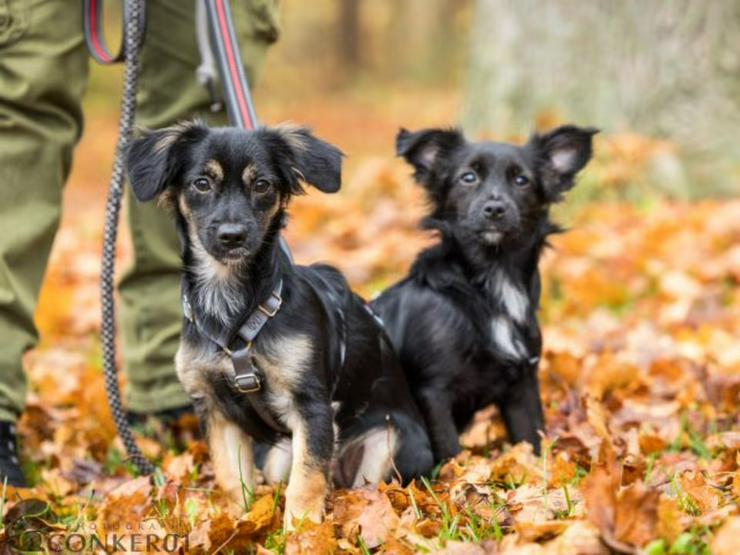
[484, 269, 530, 360]
[488, 269, 529, 324]
[490, 316, 527, 360]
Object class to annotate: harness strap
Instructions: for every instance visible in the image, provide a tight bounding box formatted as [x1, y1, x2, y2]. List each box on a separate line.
[83, 0, 147, 64]
[183, 279, 289, 435]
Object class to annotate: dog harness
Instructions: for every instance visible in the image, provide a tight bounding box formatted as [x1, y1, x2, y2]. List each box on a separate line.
[182, 278, 289, 434]
[181, 270, 351, 436]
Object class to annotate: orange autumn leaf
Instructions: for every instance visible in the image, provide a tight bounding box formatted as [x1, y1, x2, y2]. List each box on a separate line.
[333, 487, 400, 549]
[285, 519, 337, 555]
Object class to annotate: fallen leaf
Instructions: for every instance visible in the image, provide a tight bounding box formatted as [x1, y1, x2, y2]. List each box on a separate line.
[711, 516, 740, 555]
[285, 519, 337, 555]
[333, 487, 400, 548]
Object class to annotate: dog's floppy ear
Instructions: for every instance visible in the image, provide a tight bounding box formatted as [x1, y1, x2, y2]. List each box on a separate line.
[126, 121, 208, 202]
[270, 125, 343, 193]
[530, 125, 598, 201]
[396, 127, 466, 186]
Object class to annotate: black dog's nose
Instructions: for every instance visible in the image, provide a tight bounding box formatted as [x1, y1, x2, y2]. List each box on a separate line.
[217, 223, 248, 248]
[483, 201, 506, 219]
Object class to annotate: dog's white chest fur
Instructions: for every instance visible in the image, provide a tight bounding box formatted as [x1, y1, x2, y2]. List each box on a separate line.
[486, 270, 529, 359]
[490, 269, 528, 324]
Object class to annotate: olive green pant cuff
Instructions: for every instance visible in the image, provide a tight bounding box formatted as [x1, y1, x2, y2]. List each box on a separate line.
[125, 376, 191, 415]
[0, 365, 24, 424]
[0, 407, 18, 424]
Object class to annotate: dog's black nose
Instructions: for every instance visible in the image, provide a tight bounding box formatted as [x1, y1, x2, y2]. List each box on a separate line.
[217, 223, 248, 248]
[482, 201, 506, 219]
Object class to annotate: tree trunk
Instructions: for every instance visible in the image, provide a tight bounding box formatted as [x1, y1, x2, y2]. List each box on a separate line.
[463, 0, 740, 195]
[337, 0, 362, 69]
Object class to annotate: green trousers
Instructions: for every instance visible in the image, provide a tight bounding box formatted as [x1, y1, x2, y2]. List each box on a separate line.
[0, 0, 278, 421]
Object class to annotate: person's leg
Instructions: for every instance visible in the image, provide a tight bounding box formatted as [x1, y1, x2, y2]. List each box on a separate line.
[120, 0, 279, 414]
[0, 0, 88, 482]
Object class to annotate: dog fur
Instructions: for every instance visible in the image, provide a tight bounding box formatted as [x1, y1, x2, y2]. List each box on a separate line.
[126, 122, 433, 528]
[372, 124, 597, 461]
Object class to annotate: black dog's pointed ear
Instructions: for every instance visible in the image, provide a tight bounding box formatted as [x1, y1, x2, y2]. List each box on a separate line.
[269, 125, 343, 193]
[530, 125, 598, 200]
[126, 121, 209, 202]
[396, 127, 466, 184]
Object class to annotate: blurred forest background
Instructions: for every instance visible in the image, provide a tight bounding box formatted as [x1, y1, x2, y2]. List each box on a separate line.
[81, 0, 740, 203]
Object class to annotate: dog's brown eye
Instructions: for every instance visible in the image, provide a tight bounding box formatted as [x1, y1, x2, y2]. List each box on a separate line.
[514, 175, 530, 187]
[192, 177, 212, 193]
[253, 179, 271, 193]
[460, 171, 478, 184]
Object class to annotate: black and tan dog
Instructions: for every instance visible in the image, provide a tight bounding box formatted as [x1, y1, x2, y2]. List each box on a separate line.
[125, 122, 432, 527]
[372, 125, 596, 461]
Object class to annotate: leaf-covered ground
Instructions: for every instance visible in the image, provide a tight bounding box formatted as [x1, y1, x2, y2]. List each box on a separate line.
[2, 130, 738, 554]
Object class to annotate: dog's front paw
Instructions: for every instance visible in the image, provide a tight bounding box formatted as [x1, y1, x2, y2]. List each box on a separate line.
[283, 474, 327, 530]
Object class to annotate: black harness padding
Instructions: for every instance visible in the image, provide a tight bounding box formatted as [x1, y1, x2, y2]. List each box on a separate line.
[182, 278, 290, 435]
[303, 267, 348, 373]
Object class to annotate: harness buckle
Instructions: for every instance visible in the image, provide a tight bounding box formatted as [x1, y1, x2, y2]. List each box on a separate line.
[258, 292, 282, 318]
[234, 371, 261, 393]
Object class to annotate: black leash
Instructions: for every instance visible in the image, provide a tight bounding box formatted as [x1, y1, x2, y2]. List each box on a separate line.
[92, 0, 293, 474]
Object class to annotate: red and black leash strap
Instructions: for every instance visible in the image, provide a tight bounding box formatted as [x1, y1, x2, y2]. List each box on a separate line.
[203, 0, 258, 130]
[83, 0, 146, 64]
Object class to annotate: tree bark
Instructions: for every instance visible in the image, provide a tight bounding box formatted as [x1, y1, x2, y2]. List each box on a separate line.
[463, 0, 740, 195]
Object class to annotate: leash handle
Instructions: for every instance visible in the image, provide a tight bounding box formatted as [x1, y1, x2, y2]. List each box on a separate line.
[84, 0, 147, 64]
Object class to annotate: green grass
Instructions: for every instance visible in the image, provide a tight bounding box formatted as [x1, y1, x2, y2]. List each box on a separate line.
[645, 525, 713, 555]
[264, 528, 286, 554]
[551, 484, 577, 520]
[104, 445, 140, 476]
[668, 413, 715, 460]
[461, 505, 504, 544]
[237, 445, 255, 513]
[669, 474, 701, 517]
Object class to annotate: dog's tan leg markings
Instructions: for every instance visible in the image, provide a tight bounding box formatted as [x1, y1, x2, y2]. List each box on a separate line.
[284, 424, 328, 530]
[263, 437, 292, 484]
[207, 410, 255, 506]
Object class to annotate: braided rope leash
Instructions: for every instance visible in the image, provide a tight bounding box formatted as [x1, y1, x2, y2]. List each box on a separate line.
[99, 0, 156, 475]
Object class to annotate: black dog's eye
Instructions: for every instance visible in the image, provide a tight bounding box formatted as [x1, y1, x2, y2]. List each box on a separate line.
[253, 179, 271, 194]
[192, 177, 212, 193]
[513, 174, 530, 187]
[460, 171, 478, 184]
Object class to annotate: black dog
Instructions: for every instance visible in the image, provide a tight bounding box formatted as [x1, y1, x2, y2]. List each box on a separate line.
[372, 125, 596, 461]
[126, 122, 432, 527]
